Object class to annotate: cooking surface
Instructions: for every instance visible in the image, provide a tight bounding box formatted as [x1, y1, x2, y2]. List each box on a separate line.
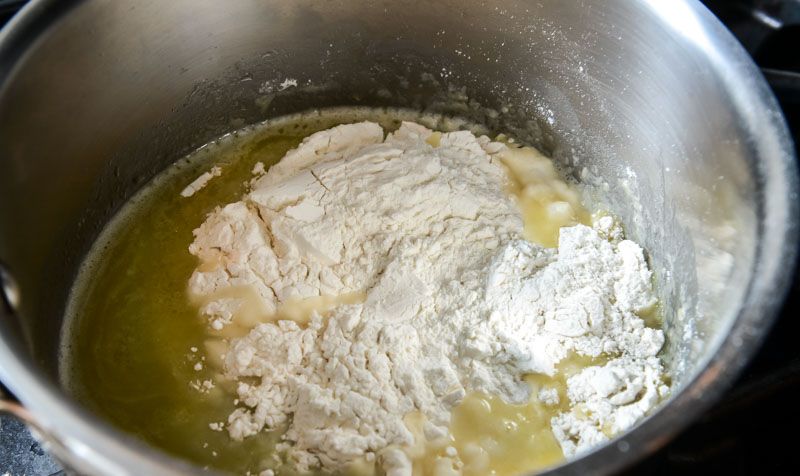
[1, 0, 799, 474]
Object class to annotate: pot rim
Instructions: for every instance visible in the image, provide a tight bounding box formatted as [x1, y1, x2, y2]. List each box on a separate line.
[0, 0, 796, 475]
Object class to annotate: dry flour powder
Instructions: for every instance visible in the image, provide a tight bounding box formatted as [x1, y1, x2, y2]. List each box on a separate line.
[187, 122, 668, 474]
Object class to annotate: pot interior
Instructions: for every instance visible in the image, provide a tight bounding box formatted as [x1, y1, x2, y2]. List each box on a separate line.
[0, 0, 793, 473]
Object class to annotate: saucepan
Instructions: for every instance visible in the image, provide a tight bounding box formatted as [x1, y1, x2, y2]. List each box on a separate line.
[0, 0, 796, 474]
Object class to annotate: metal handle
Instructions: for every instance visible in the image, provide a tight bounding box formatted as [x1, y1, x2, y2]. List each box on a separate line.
[0, 264, 33, 423]
[761, 67, 800, 105]
[0, 384, 38, 427]
[0, 265, 67, 473]
[0, 384, 77, 476]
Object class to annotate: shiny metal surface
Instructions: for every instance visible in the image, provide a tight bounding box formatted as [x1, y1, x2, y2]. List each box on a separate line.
[0, 262, 20, 313]
[0, 0, 796, 474]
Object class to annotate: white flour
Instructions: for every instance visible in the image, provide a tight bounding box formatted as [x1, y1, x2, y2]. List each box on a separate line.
[187, 122, 668, 474]
[181, 166, 222, 198]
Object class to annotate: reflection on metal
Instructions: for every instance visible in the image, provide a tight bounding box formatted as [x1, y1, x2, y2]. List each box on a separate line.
[752, 9, 783, 30]
[0, 264, 20, 313]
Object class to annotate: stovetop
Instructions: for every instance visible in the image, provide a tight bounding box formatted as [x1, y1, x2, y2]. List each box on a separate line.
[1, 1, 799, 475]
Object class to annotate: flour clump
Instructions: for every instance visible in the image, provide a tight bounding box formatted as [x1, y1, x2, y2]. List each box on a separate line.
[187, 121, 668, 474]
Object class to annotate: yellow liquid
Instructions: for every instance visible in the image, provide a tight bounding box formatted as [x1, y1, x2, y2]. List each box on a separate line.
[401, 354, 606, 476]
[497, 146, 591, 248]
[63, 108, 603, 475]
[62, 108, 451, 475]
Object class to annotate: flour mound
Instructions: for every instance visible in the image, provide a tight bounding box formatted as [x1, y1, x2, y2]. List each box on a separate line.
[188, 122, 667, 473]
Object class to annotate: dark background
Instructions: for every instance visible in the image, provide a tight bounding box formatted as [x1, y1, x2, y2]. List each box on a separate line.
[1, 0, 799, 475]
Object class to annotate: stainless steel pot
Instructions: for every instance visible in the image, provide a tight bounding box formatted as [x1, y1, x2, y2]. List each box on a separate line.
[0, 0, 796, 474]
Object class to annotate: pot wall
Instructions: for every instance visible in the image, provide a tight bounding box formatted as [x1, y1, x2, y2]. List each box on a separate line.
[0, 0, 795, 474]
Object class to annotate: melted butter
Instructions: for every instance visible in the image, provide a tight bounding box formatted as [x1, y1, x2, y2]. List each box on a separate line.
[202, 291, 367, 387]
[203, 290, 367, 340]
[426, 131, 443, 147]
[498, 146, 591, 248]
[62, 108, 456, 475]
[63, 107, 608, 476]
[273, 291, 366, 326]
[404, 354, 609, 476]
